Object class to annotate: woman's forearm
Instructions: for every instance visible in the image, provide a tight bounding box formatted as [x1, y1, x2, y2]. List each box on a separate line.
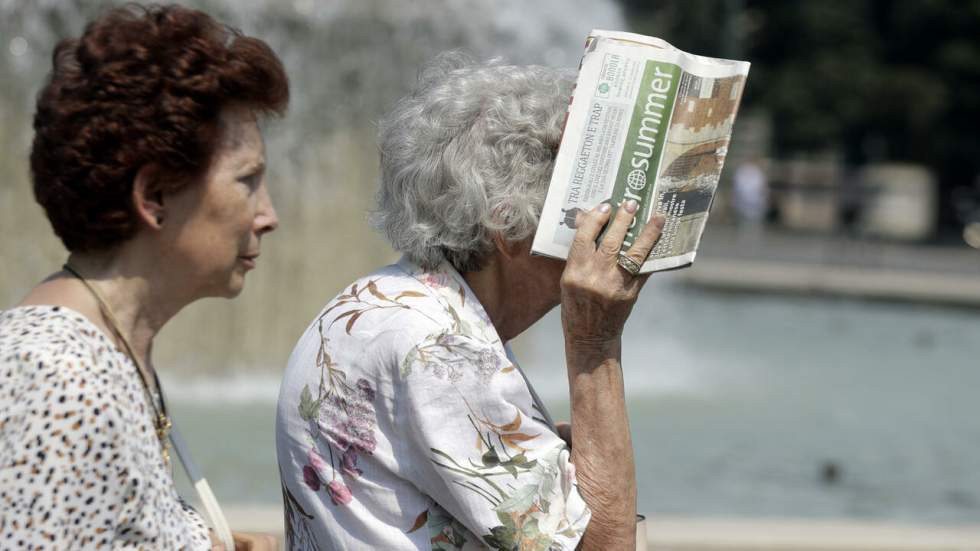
[566, 338, 636, 550]
[557, 201, 664, 550]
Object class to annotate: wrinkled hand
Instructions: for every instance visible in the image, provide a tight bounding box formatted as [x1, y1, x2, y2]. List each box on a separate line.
[560, 200, 665, 345]
[210, 531, 279, 551]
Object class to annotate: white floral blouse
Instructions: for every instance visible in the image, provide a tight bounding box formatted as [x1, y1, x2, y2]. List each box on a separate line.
[276, 258, 590, 550]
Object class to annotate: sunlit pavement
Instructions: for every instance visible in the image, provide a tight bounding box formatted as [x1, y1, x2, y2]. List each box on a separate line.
[219, 506, 980, 550]
[687, 226, 980, 306]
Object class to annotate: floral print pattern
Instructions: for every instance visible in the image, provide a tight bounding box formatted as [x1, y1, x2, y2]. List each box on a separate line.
[294, 315, 379, 511]
[277, 258, 590, 550]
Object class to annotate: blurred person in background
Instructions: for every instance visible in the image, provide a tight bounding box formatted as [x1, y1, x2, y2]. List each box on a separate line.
[277, 54, 664, 551]
[0, 4, 287, 549]
[733, 159, 769, 224]
[733, 157, 769, 249]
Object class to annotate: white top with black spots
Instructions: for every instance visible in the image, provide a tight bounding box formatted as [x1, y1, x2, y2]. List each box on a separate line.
[0, 305, 211, 550]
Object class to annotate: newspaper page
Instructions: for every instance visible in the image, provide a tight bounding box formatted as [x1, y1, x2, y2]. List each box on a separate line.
[532, 30, 750, 272]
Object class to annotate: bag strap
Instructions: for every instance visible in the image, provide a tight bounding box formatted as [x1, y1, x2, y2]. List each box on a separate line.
[169, 424, 235, 550]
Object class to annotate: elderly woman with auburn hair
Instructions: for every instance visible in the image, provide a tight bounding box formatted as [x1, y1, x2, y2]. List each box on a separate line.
[0, 4, 287, 549]
[277, 54, 664, 551]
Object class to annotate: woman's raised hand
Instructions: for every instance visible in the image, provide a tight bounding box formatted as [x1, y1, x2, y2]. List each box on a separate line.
[560, 200, 665, 345]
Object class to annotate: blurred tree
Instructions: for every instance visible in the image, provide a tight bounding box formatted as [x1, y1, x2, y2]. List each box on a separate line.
[620, 0, 980, 235]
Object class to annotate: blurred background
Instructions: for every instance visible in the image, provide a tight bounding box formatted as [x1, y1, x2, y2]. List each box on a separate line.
[2, 0, 979, 547]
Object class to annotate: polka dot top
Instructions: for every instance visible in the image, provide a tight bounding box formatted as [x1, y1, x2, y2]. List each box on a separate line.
[0, 305, 211, 550]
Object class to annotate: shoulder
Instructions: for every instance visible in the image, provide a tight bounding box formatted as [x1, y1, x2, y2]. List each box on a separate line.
[280, 262, 472, 425]
[290, 263, 457, 360]
[0, 305, 141, 457]
[2, 304, 93, 349]
[1, 305, 123, 383]
[0, 305, 137, 427]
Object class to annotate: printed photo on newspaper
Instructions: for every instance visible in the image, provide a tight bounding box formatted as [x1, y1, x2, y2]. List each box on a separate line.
[532, 30, 751, 273]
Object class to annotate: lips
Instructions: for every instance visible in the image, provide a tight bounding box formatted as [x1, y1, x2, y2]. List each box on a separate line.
[238, 253, 259, 269]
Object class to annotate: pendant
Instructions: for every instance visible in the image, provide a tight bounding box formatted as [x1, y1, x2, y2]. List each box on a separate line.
[157, 414, 173, 465]
[156, 413, 173, 439]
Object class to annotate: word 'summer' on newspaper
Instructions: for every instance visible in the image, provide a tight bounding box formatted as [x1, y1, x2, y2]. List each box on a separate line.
[532, 30, 750, 273]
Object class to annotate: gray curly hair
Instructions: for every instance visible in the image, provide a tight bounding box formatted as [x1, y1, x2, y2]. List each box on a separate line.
[371, 53, 574, 272]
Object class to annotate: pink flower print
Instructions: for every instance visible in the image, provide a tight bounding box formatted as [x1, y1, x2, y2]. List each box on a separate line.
[327, 425, 351, 450]
[341, 447, 363, 478]
[303, 465, 321, 491]
[356, 378, 375, 402]
[308, 448, 329, 474]
[328, 479, 353, 505]
[347, 418, 377, 454]
[422, 273, 449, 290]
[320, 386, 378, 455]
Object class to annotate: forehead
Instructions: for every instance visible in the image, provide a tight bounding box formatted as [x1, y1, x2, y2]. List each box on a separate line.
[213, 105, 264, 167]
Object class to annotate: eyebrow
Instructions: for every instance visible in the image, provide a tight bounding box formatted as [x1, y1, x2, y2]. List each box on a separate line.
[239, 160, 266, 174]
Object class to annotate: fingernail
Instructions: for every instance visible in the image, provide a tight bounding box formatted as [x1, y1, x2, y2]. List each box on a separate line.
[597, 202, 611, 213]
[653, 214, 666, 229]
[624, 200, 638, 213]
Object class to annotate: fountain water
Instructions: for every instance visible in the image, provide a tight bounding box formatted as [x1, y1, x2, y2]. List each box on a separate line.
[0, 0, 623, 373]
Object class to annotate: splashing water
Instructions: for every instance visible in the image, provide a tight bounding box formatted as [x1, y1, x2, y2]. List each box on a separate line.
[0, 0, 624, 372]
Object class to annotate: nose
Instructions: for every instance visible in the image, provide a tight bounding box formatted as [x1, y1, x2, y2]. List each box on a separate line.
[255, 183, 279, 235]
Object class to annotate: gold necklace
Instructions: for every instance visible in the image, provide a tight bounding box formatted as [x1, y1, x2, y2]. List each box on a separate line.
[62, 263, 172, 464]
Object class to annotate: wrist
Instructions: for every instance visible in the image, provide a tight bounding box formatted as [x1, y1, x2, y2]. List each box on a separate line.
[564, 338, 622, 377]
[580, 513, 637, 550]
[564, 333, 621, 353]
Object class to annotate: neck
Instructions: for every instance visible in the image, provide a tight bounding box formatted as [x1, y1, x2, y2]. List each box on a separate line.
[461, 254, 555, 342]
[64, 243, 190, 364]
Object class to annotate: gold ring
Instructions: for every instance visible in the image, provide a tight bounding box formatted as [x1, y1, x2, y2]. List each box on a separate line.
[616, 252, 642, 275]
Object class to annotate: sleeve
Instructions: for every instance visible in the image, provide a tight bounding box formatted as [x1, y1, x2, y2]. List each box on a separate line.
[395, 331, 591, 550]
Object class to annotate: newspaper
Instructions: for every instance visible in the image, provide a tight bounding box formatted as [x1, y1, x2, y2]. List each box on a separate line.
[532, 30, 750, 272]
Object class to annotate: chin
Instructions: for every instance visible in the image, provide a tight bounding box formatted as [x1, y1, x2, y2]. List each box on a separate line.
[214, 271, 247, 299]
[225, 278, 247, 298]
[223, 286, 245, 299]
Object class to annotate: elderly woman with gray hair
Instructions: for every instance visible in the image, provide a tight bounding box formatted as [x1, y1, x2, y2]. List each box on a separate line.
[276, 54, 665, 551]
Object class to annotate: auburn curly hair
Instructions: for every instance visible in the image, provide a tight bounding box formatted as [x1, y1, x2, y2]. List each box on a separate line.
[30, 3, 289, 252]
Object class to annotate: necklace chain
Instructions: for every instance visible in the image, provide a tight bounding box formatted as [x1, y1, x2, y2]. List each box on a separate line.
[62, 263, 172, 464]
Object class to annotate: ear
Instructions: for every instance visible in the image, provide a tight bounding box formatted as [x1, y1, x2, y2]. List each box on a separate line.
[132, 165, 166, 230]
